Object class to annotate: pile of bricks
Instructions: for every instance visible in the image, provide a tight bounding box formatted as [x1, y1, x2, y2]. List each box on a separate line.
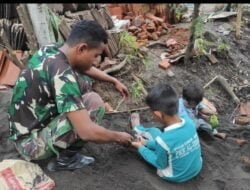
[107, 4, 175, 47]
[127, 12, 174, 47]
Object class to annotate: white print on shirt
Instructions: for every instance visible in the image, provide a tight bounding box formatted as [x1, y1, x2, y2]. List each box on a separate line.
[173, 133, 200, 159]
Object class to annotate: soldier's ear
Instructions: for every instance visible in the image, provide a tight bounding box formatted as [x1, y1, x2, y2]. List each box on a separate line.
[76, 43, 88, 54]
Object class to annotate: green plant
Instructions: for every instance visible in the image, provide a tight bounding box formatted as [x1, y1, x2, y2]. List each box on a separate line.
[131, 80, 144, 103]
[142, 55, 152, 69]
[194, 38, 208, 56]
[119, 31, 139, 56]
[217, 40, 230, 52]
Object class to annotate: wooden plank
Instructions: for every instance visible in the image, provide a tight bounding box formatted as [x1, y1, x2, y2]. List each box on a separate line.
[16, 4, 39, 53]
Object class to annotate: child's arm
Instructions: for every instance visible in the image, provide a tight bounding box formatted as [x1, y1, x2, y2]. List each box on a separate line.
[132, 139, 168, 169]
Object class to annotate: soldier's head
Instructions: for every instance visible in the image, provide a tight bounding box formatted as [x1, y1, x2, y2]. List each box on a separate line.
[66, 20, 108, 72]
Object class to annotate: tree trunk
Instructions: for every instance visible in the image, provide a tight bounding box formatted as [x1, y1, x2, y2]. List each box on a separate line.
[236, 4, 243, 40]
[184, 3, 200, 64]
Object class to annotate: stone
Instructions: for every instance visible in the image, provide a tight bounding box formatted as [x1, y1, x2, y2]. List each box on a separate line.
[159, 59, 171, 70]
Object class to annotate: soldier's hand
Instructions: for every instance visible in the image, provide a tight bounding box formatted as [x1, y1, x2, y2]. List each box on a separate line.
[117, 132, 133, 146]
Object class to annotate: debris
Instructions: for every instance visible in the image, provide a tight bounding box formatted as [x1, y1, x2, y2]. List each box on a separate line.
[166, 69, 175, 77]
[115, 97, 125, 112]
[206, 53, 218, 64]
[203, 75, 240, 104]
[105, 102, 114, 112]
[106, 106, 150, 115]
[146, 41, 166, 48]
[0, 50, 22, 86]
[0, 159, 55, 190]
[228, 137, 248, 145]
[159, 59, 171, 70]
[235, 102, 250, 125]
[242, 156, 250, 165]
[100, 57, 117, 70]
[235, 116, 250, 125]
[216, 23, 233, 35]
[208, 11, 237, 20]
[145, 12, 164, 24]
[132, 74, 148, 96]
[103, 56, 128, 74]
[16, 4, 39, 53]
[166, 38, 177, 47]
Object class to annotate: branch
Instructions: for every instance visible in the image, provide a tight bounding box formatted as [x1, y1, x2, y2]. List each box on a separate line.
[103, 56, 128, 74]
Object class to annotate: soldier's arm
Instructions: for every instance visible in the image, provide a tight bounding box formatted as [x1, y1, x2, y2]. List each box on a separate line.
[67, 109, 132, 145]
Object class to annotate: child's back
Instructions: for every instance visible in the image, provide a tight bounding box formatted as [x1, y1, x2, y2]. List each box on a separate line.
[156, 115, 202, 182]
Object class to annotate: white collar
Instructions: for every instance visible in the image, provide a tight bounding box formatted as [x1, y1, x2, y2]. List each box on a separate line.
[164, 118, 185, 132]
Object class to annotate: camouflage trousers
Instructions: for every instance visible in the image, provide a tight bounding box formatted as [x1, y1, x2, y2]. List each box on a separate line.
[15, 92, 105, 161]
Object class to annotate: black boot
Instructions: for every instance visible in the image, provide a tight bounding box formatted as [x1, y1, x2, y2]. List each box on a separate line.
[47, 149, 95, 172]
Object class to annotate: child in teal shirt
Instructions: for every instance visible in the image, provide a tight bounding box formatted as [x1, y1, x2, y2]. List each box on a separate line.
[131, 83, 202, 183]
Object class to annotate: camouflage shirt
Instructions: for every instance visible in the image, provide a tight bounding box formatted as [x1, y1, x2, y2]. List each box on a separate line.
[9, 44, 86, 141]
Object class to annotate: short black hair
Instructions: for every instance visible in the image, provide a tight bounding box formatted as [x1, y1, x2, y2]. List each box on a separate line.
[182, 82, 204, 105]
[66, 20, 108, 48]
[146, 83, 178, 116]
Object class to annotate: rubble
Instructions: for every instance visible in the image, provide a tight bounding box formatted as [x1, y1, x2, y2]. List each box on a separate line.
[159, 59, 171, 70]
[0, 50, 22, 86]
[235, 102, 250, 125]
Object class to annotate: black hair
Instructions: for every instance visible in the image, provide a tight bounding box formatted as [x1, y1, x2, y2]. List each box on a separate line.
[146, 83, 178, 116]
[182, 82, 204, 105]
[66, 20, 108, 48]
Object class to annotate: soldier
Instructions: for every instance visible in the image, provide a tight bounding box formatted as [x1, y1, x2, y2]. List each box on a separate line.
[8, 20, 132, 171]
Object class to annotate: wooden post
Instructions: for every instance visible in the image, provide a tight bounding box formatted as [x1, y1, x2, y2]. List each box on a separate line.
[184, 3, 200, 64]
[27, 4, 56, 46]
[236, 4, 243, 40]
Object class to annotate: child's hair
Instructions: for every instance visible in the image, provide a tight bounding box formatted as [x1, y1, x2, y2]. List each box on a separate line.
[146, 83, 178, 116]
[182, 82, 204, 105]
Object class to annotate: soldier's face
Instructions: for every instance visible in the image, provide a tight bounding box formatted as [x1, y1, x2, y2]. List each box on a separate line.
[73, 42, 105, 72]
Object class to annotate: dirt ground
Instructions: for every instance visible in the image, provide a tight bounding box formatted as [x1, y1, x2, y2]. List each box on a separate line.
[0, 11, 250, 190]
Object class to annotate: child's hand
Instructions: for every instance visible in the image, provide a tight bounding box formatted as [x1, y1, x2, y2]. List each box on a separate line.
[131, 141, 144, 148]
[131, 135, 146, 148]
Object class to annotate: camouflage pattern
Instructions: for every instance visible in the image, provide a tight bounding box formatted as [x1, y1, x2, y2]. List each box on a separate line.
[15, 92, 105, 161]
[8, 43, 104, 160]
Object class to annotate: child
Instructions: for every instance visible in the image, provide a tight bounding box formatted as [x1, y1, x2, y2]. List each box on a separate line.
[178, 82, 226, 139]
[130, 83, 202, 183]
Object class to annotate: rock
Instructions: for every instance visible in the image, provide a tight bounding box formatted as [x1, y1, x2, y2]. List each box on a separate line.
[159, 59, 171, 70]
[151, 33, 159, 41]
[133, 15, 145, 27]
[243, 80, 249, 85]
[167, 69, 175, 77]
[206, 53, 218, 64]
[128, 26, 138, 33]
[166, 39, 177, 47]
[203, 31, 219, 42]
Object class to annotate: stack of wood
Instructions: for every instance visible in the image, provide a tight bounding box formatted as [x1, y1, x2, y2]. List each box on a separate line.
[127, 13, 173, 47]
[0, 19, 28, 50]
[0, 4, 19, 19]
[59, 5, 120, 58]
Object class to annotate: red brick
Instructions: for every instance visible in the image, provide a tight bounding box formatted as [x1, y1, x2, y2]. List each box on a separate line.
[159, 59, 171, 70]
[108, 7, 123, 17]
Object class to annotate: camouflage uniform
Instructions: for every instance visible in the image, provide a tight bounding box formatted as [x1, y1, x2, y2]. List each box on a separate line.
[8, 44, 105, 161]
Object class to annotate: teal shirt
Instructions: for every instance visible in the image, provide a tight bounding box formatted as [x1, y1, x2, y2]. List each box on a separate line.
[136, 116, 202, 183]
